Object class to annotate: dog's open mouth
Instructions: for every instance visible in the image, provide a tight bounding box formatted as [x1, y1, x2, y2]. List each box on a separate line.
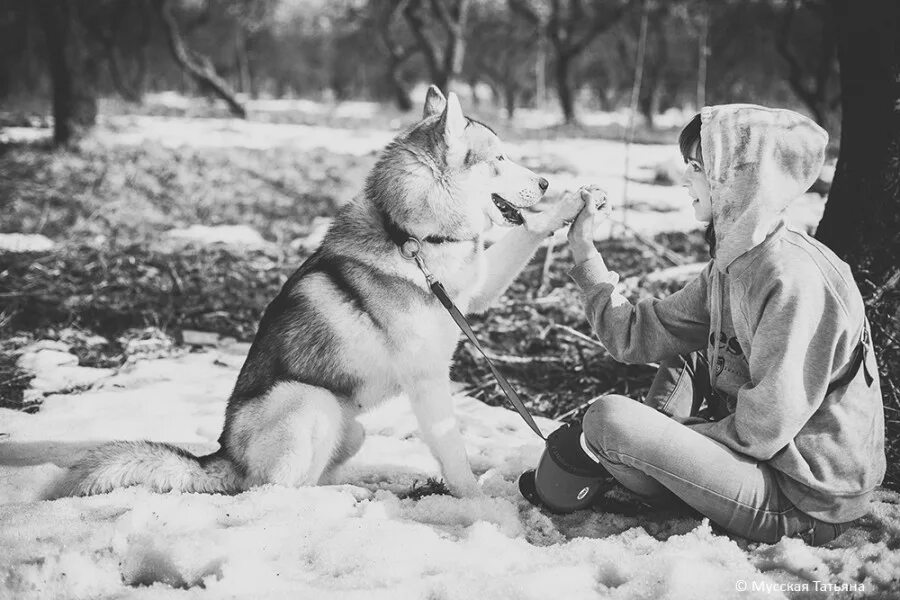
[491, 194, 524, 225]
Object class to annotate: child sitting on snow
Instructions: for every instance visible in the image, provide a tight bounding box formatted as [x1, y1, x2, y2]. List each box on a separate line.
[566, 105, 884, 545]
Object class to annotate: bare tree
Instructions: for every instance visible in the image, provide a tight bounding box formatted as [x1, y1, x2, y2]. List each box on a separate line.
[81, 0, 152, 104]
[375, 0, 417, 111]
[511, 0, 633, 124]
[402, 0, 471, 93]
[636, 3, 669, 129]
[36, 0, 98, 145]
[467, 2, 539, 118]
[154, 0, 247, 118]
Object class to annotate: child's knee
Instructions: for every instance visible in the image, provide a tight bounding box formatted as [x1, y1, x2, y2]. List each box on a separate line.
[582, 394, 644, 452]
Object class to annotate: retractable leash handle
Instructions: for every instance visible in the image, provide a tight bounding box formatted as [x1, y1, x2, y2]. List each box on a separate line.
[400, 237, 546, 440]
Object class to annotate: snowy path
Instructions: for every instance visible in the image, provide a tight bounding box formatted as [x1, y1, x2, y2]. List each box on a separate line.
[2, 348, 899, 599]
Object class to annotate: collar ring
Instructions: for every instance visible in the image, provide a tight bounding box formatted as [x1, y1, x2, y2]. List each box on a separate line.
[399, 237, 422, 260]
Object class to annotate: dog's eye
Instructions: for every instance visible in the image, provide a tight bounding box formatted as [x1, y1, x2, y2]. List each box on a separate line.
[496, 155, 505, 162]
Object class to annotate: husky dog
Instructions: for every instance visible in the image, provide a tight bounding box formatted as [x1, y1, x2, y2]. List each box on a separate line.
[57, 86, 582, 498]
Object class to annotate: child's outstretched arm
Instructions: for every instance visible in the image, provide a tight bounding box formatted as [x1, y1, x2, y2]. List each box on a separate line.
[567, 186, 710, 363]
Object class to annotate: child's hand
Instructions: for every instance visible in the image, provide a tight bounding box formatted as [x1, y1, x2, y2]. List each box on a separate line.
[567, 185, 610, 264]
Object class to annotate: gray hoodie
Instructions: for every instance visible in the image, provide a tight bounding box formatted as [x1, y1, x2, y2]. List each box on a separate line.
[569, 104, 885, 523]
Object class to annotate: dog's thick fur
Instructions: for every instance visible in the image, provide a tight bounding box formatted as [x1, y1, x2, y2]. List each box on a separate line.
[56, 87, 563, 498]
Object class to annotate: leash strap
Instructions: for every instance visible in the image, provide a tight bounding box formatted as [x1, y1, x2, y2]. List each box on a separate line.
[400, 238, 546, 440]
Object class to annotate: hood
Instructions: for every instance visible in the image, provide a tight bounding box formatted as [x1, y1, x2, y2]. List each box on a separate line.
[699, 104, 828, 272]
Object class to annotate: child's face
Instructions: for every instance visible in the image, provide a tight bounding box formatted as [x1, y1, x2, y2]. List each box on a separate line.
[682, 141, 712, 223]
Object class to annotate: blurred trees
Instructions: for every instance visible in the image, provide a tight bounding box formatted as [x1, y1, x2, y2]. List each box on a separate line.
[0, 0, 848, 135]
[401, 0, 471, 94]
[510, 0, 633, 124]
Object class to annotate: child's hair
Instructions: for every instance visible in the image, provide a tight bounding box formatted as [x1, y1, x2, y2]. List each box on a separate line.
[679, 113, 703, 163]
[678, 113, 716, 258]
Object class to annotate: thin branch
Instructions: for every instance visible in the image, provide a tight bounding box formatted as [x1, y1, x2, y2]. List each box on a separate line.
[155, 0, 246, 118]
[867, 268, 900, 307]
[553, 324, 606, 350]
[507, 0, 540, 26]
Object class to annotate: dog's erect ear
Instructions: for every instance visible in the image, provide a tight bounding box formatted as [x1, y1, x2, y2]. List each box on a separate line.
[438, 92, 466, 147]
[423, 85, 446, 118]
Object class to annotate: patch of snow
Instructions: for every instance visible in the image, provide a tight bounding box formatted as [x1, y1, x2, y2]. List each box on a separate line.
[0, 233, 55, 253]
[1, 346, 897, 599]
[248, 98, 383, 120]
[15, 344, 113, 397]
[162, 224, 269, 250]
[0, 128, 51, 145]
[95, 115, 393, 155]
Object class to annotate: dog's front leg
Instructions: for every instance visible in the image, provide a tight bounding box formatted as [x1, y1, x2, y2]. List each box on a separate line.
[408, 379, 481, 497]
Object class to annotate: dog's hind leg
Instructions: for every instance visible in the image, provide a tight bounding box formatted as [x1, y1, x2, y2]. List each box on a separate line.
[235, 381, 345, 488]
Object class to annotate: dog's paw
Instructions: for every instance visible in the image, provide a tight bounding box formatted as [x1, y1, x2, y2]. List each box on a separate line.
[524, 191, 583, 235]
[448, 480, 485, 499]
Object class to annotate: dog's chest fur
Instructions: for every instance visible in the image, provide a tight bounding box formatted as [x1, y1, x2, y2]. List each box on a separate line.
[346, 240, 486, 410]
[226, 230, 487, 417]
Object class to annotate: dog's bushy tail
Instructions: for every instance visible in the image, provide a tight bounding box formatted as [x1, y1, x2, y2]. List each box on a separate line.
[50, 441, 241, 498]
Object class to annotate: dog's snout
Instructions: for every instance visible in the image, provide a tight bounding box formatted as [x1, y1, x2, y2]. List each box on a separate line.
[538, 177, 549, 192]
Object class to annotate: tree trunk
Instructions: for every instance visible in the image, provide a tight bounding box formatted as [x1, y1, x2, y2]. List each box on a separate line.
[816, 0, 899, 279]
[535, 33, 546, 110]
[235, 29, 253, 98]
[376, 1, 415, 112]
[402, 0, 469, 94]
[555, 52, 575, 124]
[505, 85, 517, 119]
[389, 67, 413, 111]
[155, 0, 246, 118]
[36, 0, 97, 145]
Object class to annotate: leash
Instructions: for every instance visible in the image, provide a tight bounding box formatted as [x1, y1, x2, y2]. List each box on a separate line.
[399, 237, 547, 440]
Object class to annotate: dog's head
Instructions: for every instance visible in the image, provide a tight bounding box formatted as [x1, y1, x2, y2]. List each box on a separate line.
[419, 86, 548, 229]
[372, 86, 548, 236]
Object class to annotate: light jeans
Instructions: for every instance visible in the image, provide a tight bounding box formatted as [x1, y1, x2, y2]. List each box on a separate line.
[581, 354, 851, 545]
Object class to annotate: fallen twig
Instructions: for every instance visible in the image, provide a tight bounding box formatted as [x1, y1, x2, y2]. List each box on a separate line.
[867, 268, 900, 307]
[536, 242, 557, 297]
[553, 324, 605, 350]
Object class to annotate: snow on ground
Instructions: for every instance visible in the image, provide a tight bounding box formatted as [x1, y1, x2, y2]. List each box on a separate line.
[96, 115, 396, 157]
[0, 234, 55, 254]
[2, 347, 899, 599]
[161, 225, 272, 251]
[1, 98, 826, 241]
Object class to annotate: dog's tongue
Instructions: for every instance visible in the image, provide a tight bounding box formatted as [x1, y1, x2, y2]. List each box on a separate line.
[492, 194, 524, 225]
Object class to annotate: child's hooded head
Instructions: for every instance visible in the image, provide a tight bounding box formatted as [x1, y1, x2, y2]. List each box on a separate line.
[679, 105, 828, 272]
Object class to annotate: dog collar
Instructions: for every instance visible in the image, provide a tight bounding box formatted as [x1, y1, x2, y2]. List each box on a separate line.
[379, 209, 473, 247]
